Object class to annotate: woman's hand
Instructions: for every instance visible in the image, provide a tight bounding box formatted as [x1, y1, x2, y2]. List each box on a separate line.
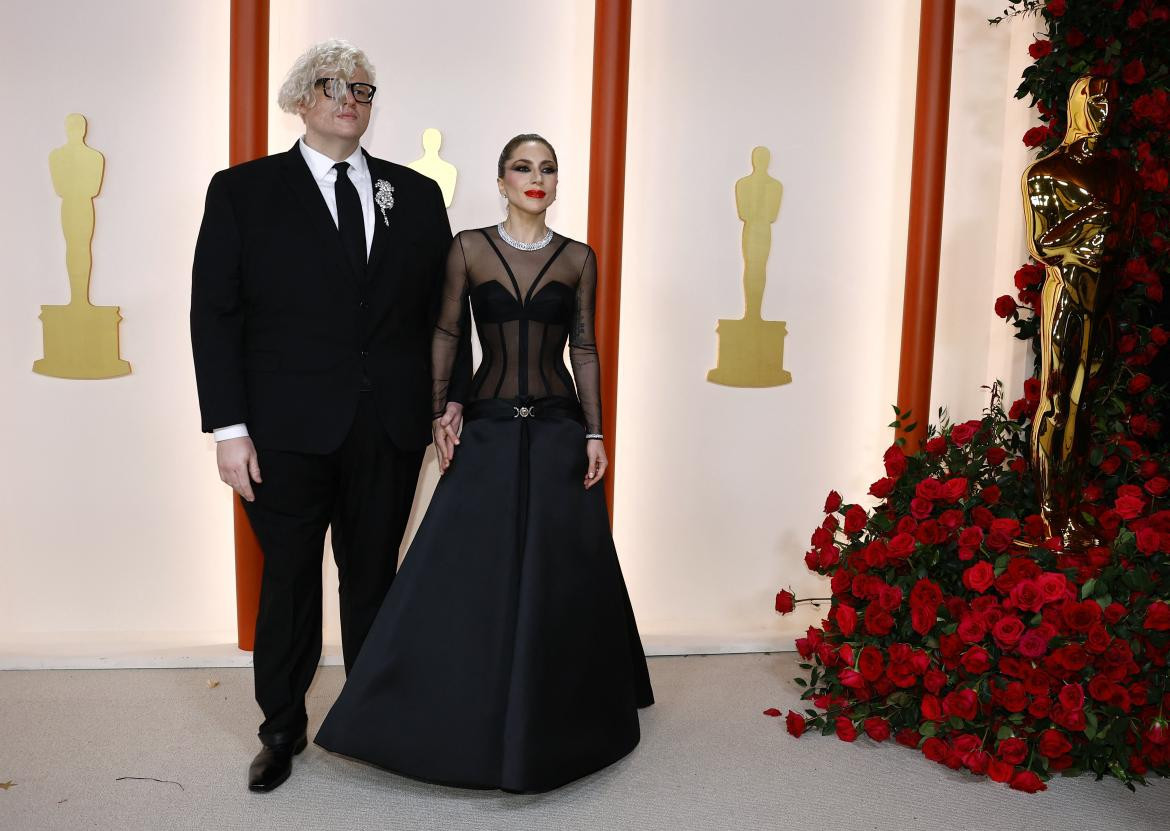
[585, 439, 608, 489]
[432, 402, 464, 473]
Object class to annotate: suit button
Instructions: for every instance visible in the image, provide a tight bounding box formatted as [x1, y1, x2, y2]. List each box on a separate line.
[358, 300, 368, 309]
[360, 350, 369, 358]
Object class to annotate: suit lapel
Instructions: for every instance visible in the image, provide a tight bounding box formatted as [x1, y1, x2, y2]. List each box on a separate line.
[278, 142, 354, 278]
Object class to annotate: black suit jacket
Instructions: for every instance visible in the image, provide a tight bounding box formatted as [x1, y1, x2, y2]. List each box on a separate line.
[191, 142, 467, 454]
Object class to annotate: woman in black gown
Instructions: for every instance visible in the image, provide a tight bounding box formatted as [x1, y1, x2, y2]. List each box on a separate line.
[315, 134, 654, 793]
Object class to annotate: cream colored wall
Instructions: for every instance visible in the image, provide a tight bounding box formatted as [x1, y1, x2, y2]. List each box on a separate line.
[0, 1, 235, 652]
[0, 1, 1035, 663]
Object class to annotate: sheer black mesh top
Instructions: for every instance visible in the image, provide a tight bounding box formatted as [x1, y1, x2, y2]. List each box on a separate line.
[432, 226, 602, 435]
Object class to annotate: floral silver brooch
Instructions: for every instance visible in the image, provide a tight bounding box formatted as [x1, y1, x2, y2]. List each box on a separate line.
[374, 179, 394, 226]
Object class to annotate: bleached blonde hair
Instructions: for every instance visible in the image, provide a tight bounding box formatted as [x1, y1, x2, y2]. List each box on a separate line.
[277, 39, 376, 114]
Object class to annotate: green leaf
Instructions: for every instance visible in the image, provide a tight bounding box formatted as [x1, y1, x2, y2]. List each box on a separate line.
[1081, 578, 1097, 599]
[920, 722, 937, 737]
[794, 677, 807, 687]
[997, 725, 1014, 740]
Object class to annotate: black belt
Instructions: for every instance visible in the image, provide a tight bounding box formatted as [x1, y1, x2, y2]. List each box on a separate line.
[463, 395, 584, 426]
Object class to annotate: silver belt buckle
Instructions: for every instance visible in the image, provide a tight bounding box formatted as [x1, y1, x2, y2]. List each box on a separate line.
[513, 405, 534, 418]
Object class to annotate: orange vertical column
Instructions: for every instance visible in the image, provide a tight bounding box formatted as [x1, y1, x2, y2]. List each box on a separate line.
[895, 0, 955, 453]
[229, 0, 269, 651]
[587, 0, 633, 518]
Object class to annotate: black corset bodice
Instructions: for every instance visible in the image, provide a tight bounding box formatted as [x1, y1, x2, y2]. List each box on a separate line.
[432, 227, 602, 435]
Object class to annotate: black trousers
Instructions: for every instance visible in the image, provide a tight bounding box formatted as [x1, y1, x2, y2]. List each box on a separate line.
[242, 394, 425, 745]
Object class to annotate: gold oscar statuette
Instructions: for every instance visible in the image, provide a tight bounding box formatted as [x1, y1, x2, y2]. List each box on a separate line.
[1022, 76, 1138, 549]
[34, 114, 130, 379]
[708, 146, 792, 387]
[407, 127, 458, 208]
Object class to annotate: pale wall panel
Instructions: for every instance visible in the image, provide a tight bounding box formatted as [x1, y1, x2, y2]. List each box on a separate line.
[0, 1, 234, 643]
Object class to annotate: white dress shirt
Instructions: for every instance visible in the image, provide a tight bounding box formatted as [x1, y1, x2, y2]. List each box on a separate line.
[213, 138, 376, 443]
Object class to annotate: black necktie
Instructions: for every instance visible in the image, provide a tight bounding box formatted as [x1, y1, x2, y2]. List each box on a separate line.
[333, 161, 366, 276]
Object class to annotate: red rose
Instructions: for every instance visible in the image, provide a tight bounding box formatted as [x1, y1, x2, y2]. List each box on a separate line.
[1099, 455, 1122, 474]
[1010, 770, 1047, 793]
[835, 603, 858, 636]
[923, 668, 947, 694]
[895, 728, 921, 748]
[986, 446, 1008, 466]
[999, 682, 1028, 713]
[1115, 493, 1147, 520]
[1058, 683, 1085, 712]
[1147, 719, 1169, 746]
[986, 759, 1013, 783]
[1017, 628, 1051, 659]
[944, 689, 978, 721]
[957, 615, 987, 643]
[863, 717, 891, 742]
[1137, 527, 1163, 554]
[844, 504, 867, 535]
[980, 484, 1001, 505]
[785, 710, 806, 737]
[910, 497, 933, 520]
[922, 694, 943, 721]
[835, 716, 858, 742]
[887, 533, 916, 559]
[950, 421, 980, 446]
[1010, 580, 1044, 613]
[823, 490, 842, 513]
[915, 478, 944, 501]
[1037, 572, 1068, 604]
[774, 590, 795, 614]
[998, 737, 1028, 765]
[994, 294, 1017, 318]
[960, 646, 992, 675]
[922, 737, 948, 763]
[1046, 0, 1066, 16]
[864, 608, 895, 636]
[839, 668, 866, 690]
[1028, 39, 1053, 59]
[1123, 59, 1147, 85]
[884, 444, 907, 478]
[1145, 477, 1169, 496]
[962, 561, 994, 593]
[1023, 125, 1051, 147]
[1144, 601, 1170, 631]
[1129, 373, 1152, 394]
[878, 584, 903, 611]
[943, 477, 968, 502]
[1088, 676, 1116, 702]
[857, 646, 885, 682]
[1104, 603, 1128, 625]
[869, 477, 896, 499]
[925, 436, 947, 454]
[1065, 27, 1086, 47]
[1061, 600, 1100, 632]
[993, 616, 1025, 648]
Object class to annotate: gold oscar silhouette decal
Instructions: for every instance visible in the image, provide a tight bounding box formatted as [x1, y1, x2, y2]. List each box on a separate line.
[34, 114, 130, 379]
[1022, 76, 1138, 548]
[708, 146, 791, 387]
[407, 127, 457, 208]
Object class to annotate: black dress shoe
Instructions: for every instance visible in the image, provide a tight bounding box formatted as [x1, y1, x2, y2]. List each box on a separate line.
[247, 733, 307, 793]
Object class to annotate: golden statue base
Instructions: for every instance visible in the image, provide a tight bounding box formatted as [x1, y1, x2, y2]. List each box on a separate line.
[707, 317, 792, 388]
[33, 303, 131, 379]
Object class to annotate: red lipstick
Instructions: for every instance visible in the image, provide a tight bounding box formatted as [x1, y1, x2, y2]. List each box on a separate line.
[525, 189, 546, 199]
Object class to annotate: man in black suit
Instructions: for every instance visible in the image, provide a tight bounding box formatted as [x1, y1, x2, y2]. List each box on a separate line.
[191, 39, 466, 793]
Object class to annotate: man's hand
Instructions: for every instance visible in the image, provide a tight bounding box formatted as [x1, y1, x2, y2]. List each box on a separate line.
[585, 439, 608, 489]
[432, 402, 464, 473]
[217, 436, 262, 502]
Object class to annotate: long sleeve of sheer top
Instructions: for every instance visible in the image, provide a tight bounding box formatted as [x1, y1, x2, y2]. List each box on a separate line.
[432, 234, 471, 418]
[570, 247, 603, 436]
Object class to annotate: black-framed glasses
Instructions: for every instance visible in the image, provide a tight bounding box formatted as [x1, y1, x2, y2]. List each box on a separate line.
[315, 78, 376, 104]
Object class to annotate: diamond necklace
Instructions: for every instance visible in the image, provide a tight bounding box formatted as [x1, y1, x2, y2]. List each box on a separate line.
[497, 222, 554, 251]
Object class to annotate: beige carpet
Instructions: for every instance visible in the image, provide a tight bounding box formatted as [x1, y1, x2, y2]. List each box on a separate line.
[1, 654, 1168, 831]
